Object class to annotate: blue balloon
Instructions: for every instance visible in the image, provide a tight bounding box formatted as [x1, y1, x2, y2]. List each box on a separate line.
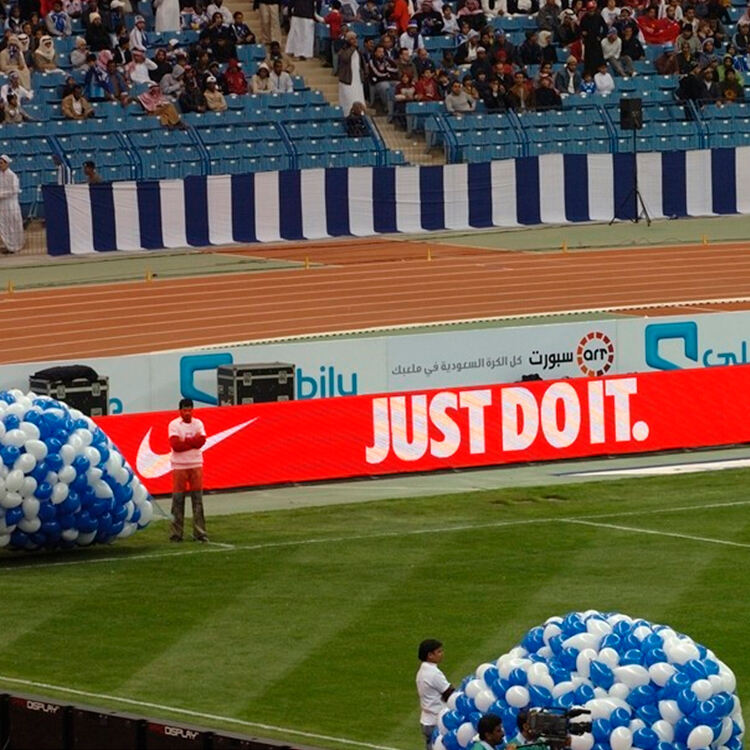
[34, 481, 54, 501]
[628, 685, 656, 708]
[5, 507, 23, 526]
[10, 529, 29, 547]
[609, 707, 631, 728]
[633, 728, 659, 748]
[620, 648, 643, 665]
[0, 445, 20, 467]
[30, 460, 49, 482]
[59, 492, 81, 516]
[677, 688, 698, 715]
[560, 647, 579, 670]
[685, 659, 708, 680]
[613, 620, 631, 638]
[674, 716, 696, 743]
[600, 633, 622, 650]
[71, 474, 88, 493]
[37, 501, 56, 522]
[528, 685, 552, 707]
[549, 665, 571, 684]
[522, 626, 545, 653]
[552, 692, 575, 709]
[592, 719, 612, 742]
[574, 684, 595, 704]
[3, 414, 20, 430]
[58, 514, 76, 529]
[0, 391, 17, 404]
[455, 695, 474, 716]
[704, 658, 720, 676]
[41, 521, 62, 541]
[644, 647, 667, 667]
[443, 711, 463, 731]
[508, 668, 527, 686]
[641, 632, 664, 651]
[636, 704, 661, 725]
[589, 660, 615, 690]
[72, 455, 91, 475]
[693, 699, 717, 723]
[562, 613, 586, 637]
[549, 635, 564, 654]
[45, 452, 63, 472]
[442, 731, 461, 750]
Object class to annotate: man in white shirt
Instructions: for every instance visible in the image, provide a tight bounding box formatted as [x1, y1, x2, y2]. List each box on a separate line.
[169, 397, 209, 542]
[207, 0, 234, 26]
[416, 639, 455, 750]
[594, 61, 615, 95]
[269, 58, 293, 92]
[0, 155, 24, 255]
[601, 27, 635, 77]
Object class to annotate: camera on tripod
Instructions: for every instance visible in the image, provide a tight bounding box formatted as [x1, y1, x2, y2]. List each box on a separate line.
[521, 707, 592, 749]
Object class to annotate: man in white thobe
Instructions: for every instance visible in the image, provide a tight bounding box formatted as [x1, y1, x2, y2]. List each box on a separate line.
[0, 155, 24, 254]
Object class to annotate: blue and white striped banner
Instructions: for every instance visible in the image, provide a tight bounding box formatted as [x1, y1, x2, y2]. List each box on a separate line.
[42, 148, 749, 255]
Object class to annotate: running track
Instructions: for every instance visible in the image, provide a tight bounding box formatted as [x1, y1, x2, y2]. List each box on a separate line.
[4, 239, 750, 365]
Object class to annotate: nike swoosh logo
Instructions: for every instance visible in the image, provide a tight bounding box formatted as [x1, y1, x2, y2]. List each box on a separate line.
[136, 418, 258, 479]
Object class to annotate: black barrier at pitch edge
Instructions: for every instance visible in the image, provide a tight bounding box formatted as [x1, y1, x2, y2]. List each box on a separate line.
[0, 693, 319, 750]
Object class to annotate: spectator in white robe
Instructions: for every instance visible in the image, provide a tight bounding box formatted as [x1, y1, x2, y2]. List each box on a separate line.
[0, 155, 24, 255]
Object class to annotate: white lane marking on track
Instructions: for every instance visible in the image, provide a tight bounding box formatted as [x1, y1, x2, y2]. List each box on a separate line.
[561, 519, 750, 549]
[2, 500, 749, 573]
[564, 458, 750, 477]
[0, 675, 402, 750]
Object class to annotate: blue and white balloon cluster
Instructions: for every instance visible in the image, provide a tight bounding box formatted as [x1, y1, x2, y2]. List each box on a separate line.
[0, 389, 153, 551]
[435, 611, 743, 750]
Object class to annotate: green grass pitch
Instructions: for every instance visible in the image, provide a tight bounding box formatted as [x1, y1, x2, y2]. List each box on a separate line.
[0, 470, 748, 750]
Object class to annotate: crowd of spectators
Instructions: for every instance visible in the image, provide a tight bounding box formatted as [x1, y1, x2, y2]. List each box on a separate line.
[0, 0, 307, 127]
[318, 0, 749, 118]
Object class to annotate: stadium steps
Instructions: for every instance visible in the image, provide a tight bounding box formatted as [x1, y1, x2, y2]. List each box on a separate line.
[292, 57, 445, 165]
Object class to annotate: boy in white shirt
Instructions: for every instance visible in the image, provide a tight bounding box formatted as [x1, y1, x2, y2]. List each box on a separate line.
[416, 639, 455, 750]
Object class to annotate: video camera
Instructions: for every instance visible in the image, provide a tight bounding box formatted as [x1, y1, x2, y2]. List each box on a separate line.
[522, 708, 592, 750]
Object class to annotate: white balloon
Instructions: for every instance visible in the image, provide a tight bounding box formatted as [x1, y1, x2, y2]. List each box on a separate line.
[719, 666, 737, 693]
[433, 738, 446, 750]
[629, 719, 645, 733]
[543, 622, 563, 645]
[610, 726, 633, 750]
[137, 501, 153, 526]
[76, 530, 97, 546]
[2, 429, 27, 448]
[587, 619, 613, 637]
[613, 665, 650, 688]
[464, 679, 483, 699]
[508, 646, 528, 658]
[87, 467, 103, 484]
[652, 720, 675, 743]
[45, 471, 58, 486]
[552, 681, 575, 698]
[658, 699, 683, 724]
[4, 403, 25, 418]
[21, 477, 37, 498]
[117, 522, 136, 539]
[564, 633, 601, 652]
[608, 683, 631, 700]
[59, 444, 75, 465]
[497, 655, 515, 678]
[527, 662, 551, 686]
[692, 679, 713, 701]
[506, 686, 530, 708]
[5, 469, 24, 493]
[84, 446, 101, 467]
[18, 421, 40, 440]
[17, 516, 41, 533]
[708, 674, 723, 694]
[446, 693, 459, 711]
[686, 725, 713, 750]
[576, 648, 598, 679]
[14, 453, 36, 475]
[649, 662, 676, 687]
[24, 439, 48, 461]
[632, 625, 652, 641]
[51, 482, 69, 504]
[474, 689, 495, 713]
[57, 465, 76, 484]
[668, 641, 700, 665]
[22, 497, 40, 520]
[74, 428, 93, 447]
[93, 481, 113, 500]
[61, 528, 79, 542]
[0, 533, 9, 547]
[570, 733, 594, 750]
[0, 491, 22, 509]
[585, 698, 615, 720]
[132, 482, 148, 504]
[716, 717, 733, 746]
[456, 722, 475, 748]
[67, 434, 83, 453]
[598, 647, 620, 668]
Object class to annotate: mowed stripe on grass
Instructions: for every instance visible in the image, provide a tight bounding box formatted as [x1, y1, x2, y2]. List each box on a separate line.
[1, 472, 748, 750]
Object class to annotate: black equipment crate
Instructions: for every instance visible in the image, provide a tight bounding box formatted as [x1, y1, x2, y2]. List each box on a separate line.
[29, 366, 109, 417]
[217, 363, 294, 405]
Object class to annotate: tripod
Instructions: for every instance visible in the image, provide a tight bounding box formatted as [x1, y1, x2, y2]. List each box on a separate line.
[610, 106, 651, 226]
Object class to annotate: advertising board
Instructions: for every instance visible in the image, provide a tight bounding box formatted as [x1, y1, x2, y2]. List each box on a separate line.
[95, 365, 750, 494]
